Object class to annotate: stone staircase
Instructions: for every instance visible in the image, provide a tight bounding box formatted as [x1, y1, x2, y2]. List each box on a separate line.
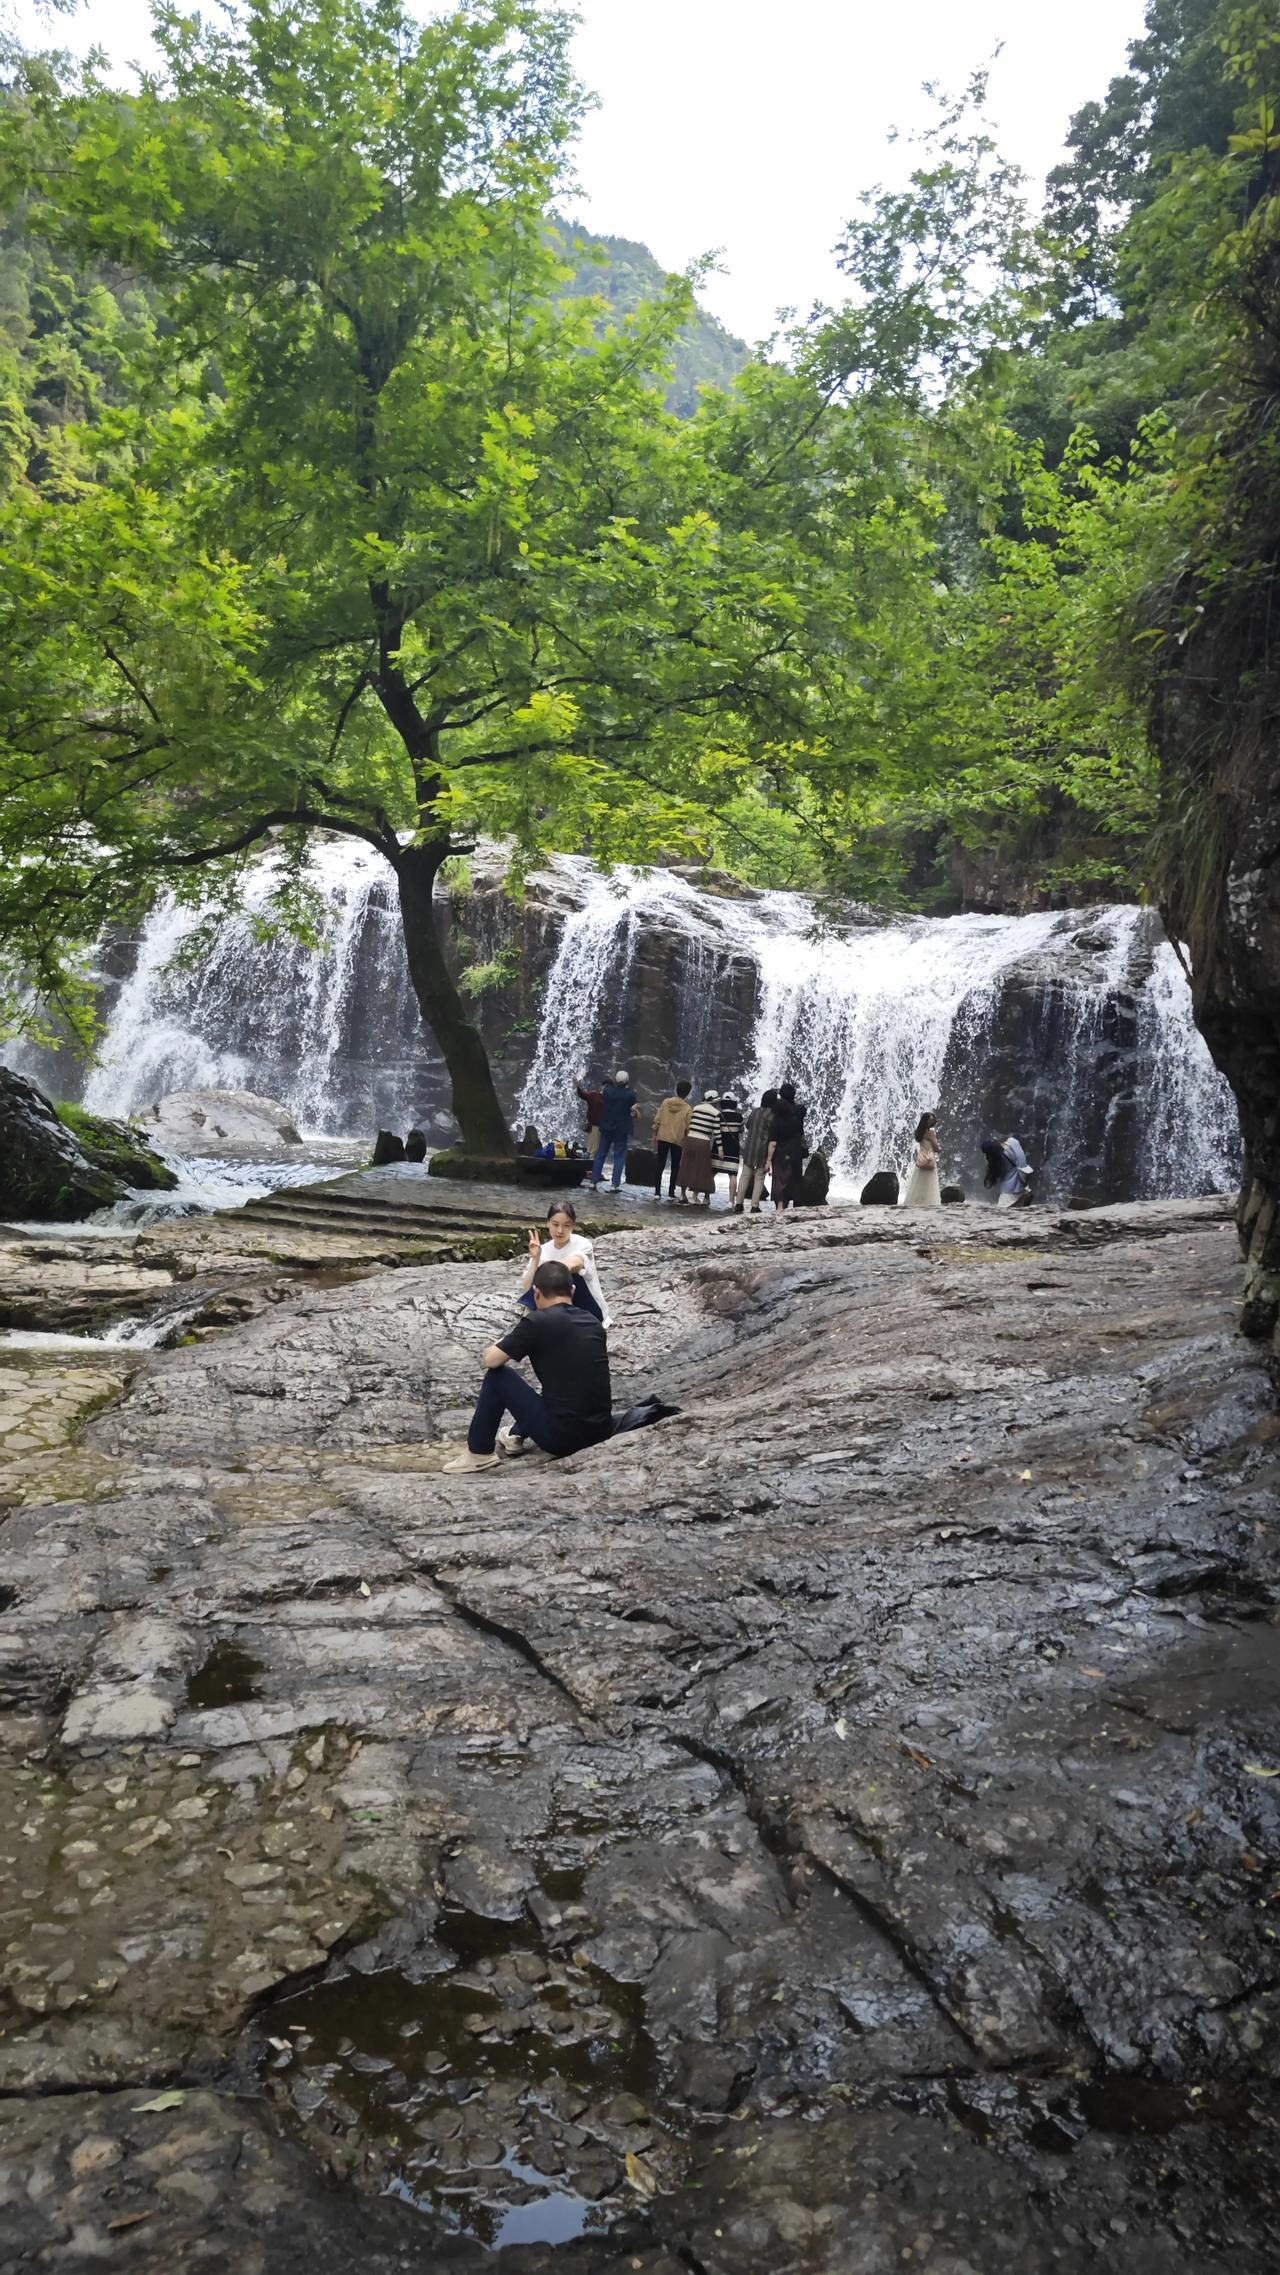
[228, 1172, 639, 1259]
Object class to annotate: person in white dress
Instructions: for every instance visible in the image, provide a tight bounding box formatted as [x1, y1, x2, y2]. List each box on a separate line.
[904, 1111, 942, 1207]
[515, 1201, 611, 1325]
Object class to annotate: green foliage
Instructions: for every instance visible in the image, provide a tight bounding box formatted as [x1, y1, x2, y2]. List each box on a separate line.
[0, 0, 1275, 1123]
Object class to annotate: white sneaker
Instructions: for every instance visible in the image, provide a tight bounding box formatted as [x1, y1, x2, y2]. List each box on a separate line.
[498, 1425, 528, 1456]
[442, 1448, 500, 1474]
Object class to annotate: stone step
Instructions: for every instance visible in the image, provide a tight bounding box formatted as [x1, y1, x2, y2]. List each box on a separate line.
[233, 1196, 520, 1243]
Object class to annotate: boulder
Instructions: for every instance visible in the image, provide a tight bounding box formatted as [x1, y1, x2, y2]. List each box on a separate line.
[55, 1104, 178, 1193]
[139, 1089, 304, 1159]
[796, 1150, 831, 1207]
[371, 1131, 405, 1166]
[428, 1148, 518, 1182]
[625, 1144, 658, 1187]
[403, 1129, 428, 1164]
[860, 1169, 900, 1206]
[941, 1182, 967, 1205]
[0, 1067, 121, 1221]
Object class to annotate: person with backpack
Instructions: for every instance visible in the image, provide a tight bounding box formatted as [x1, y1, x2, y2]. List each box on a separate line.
[981, 1131, 1033, 1207]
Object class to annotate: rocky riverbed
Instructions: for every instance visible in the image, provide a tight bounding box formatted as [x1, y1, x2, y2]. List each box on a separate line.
[2, 1195, 1279, 2272]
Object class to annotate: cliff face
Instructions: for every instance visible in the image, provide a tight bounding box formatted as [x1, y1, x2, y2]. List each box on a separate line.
[1155, 572, 1280, 1363]
[5, 852, 1238, 1209]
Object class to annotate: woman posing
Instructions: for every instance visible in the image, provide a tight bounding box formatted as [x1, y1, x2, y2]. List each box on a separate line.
[679, 1091, 721, 1206]
[904, 1111, 942, 1208]
[516, 1201, 611, 1325]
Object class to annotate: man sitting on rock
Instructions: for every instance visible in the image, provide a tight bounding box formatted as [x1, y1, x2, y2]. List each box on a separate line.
[443, 1259, 614, 1474]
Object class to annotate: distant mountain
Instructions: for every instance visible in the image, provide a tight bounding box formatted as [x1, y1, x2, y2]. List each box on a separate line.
[557, 221, 750, 417]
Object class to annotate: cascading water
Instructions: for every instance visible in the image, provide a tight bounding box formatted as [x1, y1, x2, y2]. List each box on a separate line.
[17, 841, 1241, 1203]
[80, 842, 418, 1134]
[517, 862, 1241, 1202]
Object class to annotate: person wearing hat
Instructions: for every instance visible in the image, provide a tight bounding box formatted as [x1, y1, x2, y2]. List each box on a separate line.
[590, 1068, 637, 1191]
[678, 1089, 721, 1206]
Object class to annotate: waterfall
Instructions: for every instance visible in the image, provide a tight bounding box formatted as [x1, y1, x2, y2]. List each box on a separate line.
[21, 840, 1239, 1203]
[82, 842, 419, 1135]
[517, 864, 1240, 1202]
[1135, 939, 1239, 1197]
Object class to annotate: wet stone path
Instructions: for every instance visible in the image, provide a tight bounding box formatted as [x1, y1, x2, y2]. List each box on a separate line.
[2, 1196, 1280, 2271]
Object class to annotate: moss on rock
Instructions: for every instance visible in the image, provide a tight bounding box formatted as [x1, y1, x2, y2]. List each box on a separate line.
[56, 1104, 179, 1192]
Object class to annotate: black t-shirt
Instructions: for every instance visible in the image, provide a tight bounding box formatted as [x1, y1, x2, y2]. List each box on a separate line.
[499, 1305, 612, 1440]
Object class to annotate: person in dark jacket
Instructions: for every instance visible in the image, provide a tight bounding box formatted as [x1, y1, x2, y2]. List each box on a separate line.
[576, 1078, 605, 1153]
[766, 1083, 806, 1211]
[736, 1087, 778, 1212]
[590, 1068, 637, 1191]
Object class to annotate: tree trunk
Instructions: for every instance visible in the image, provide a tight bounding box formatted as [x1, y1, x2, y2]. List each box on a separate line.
[394, 843, 514, 1157]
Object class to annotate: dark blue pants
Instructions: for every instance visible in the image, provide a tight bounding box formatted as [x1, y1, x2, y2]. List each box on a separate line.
[516, 1279, 603, 1323]
[467, 1366, 601, 1457]
[592, 1132, 628, 1189]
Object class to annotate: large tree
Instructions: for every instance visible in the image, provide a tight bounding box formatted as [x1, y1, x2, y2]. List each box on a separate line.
[0, 0, 856, 1150]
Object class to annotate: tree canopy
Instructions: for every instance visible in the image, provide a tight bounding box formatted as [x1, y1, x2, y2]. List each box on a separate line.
[0, 0, 1276, 1154]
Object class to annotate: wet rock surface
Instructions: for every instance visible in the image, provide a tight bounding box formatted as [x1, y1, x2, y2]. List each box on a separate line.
[2, 1194, 1280, 2271]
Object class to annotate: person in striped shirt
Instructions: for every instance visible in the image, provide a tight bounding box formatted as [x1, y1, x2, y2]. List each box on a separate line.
[679, 1090, 721, 1205]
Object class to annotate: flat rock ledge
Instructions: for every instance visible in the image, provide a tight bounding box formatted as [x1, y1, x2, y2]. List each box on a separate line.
[3, 1194, 1280, 2273]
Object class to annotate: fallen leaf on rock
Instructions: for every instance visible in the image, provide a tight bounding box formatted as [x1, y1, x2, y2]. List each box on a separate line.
[834, 1717, 848, 1740]
[132, 2091, 186, 2112]
[1081, 1669, 1106, 1679]
[1019, 1469, 1033, 1482]
[903, 1745, 933, 1770]
[107, 2214, 152, 2232]
[1244, 1765, 1280, 1778]
[625, 2150, 658, 2198]
[358, 1582, 371, 1598]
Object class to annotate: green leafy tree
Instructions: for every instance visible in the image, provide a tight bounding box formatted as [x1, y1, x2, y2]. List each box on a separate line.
[0, 0, 858, 1150]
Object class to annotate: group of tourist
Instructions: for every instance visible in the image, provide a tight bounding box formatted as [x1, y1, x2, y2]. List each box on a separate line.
[573, 1069, 1032, 1212]
[579, 1070, 811, 1210]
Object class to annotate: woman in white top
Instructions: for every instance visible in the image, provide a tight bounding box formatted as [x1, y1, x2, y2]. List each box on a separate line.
[516, 1201, 612, 1326]
[903, 1111, 942, 1208]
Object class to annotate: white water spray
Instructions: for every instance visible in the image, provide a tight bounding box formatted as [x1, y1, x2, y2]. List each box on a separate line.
[26, 843, 1239, 1203]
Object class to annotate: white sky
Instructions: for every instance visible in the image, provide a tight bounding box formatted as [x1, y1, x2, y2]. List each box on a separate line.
[19, 0, 1146, 342]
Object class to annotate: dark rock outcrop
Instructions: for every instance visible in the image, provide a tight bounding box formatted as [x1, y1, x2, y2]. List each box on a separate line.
[403, 1129, 427, 1163]
[0, 1067, 121, 1220]
[625, 1142, 658, 1187]
[370, 1130, 405, 1166]
[796, 1149, 831, 1206]
[860, 1169, 899, 1205]
[941, 1181, 966, 1204]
